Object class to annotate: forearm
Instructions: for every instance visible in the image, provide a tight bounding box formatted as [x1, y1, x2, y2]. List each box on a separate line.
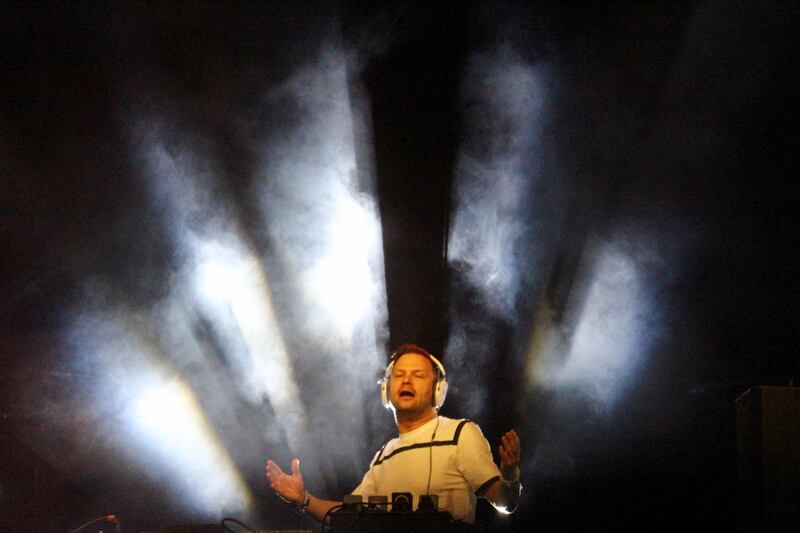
[483, 476, 522, 514]
[303, 493, 342, 524]
[495, 478, 521, 513]
[266, 458, 341, 523]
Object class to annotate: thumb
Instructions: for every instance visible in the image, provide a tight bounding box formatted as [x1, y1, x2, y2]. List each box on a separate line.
[291, 458, 301, 478]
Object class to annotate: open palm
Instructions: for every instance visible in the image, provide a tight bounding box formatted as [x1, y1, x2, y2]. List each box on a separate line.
[266, 458, 305, 505]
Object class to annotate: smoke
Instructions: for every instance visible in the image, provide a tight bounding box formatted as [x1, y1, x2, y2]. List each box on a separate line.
[526, 232, 658, 407]
[257, 46, 387, 351]
[6, 3, 795, 529]
[46, 28, 389, 524]
[252, 44, 389, 485]
[445, 43, 554, 420]
[442, 5, 683, 489]
[65, 299, 254, 519]
[130, 111, 307, 445]
[448, 45, 548, 321]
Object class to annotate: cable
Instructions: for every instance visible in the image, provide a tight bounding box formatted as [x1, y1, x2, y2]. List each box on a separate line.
[328, 501, 398, 533]
[425, 416, 440, 496]
[66, 514, 118, 533]
[319, 503, 345, 533]
[221, 517, 258, 532]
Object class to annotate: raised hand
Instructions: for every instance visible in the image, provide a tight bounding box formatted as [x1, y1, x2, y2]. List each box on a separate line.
[498, 429, 521, 482]
[266, 458, 305, 505]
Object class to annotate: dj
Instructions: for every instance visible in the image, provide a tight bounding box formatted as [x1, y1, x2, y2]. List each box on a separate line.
[266, 343, 522, 524]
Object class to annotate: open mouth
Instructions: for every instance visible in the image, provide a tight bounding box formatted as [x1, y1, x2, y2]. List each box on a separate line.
[399, 390, 415, 398]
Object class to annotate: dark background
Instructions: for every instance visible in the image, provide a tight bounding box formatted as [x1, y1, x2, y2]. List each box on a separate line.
[2, 2, 799, 531]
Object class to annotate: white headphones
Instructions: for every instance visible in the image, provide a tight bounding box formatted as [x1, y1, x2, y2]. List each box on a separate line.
[379, 346, 448, 410]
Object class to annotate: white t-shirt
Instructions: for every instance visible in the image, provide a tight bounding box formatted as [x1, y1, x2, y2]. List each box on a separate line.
[352, 416, 501, 523]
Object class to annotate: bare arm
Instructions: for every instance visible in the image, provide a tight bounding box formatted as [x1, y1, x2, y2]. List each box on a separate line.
[481, 429, 522, 513]
[266, 458, 341, 524]
[300, 493, 342, 525]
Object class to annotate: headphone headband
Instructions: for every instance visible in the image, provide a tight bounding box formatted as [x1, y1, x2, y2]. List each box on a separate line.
[383, 348, 447, 380]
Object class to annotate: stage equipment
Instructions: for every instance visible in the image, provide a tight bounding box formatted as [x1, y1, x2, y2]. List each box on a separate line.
[367, 495, 388, 511]
[418, 494, 439, 513]
[391, 492, 413, 512]
[736, 385, 799, 531]
[330, 504, 456, 532]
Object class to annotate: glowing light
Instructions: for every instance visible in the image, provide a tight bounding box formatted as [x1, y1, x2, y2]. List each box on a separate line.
[302, 186, 383, 334]
[447, 47, 545, 318]
[444, 46, 548, 419]
[242, 46, 388, 481]
[125, 44, 387, 492]
[138, 120, 308, 442]
[526, 239, 651, 407]
[257, 46, 388, 354]
[131, 377, 253, 514]
[193, 236, 304, 422]
[69, 312, 253, 516]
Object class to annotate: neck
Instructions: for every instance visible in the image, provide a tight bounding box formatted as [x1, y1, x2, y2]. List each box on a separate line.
[395, 408, 438, 434]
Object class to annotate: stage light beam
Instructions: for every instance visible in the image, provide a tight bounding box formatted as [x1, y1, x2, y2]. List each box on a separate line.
[138, 122, 308, 444]
[193, 235, 303, 423]
[130, 376, 254, 515]
[69, 310, 254, 518]
[258, 45, 388, 356]
[301, 186, 383, 336]
[526, 237, 653, 408]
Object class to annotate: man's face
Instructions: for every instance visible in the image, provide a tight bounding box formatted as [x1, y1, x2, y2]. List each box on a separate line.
[389, 352, 437, 415]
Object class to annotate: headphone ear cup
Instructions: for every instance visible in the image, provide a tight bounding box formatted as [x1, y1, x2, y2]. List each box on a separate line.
[380, 379, 391, 409]
[434, 379, 448, 409]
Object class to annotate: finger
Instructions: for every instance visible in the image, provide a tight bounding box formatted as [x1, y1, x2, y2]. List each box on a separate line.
[266, 459, 285, 478]
[503, 432, 520, 453]
[501, 437, 518, 463]
[291, 457, 301, 478]
[499, 444, 511, 464]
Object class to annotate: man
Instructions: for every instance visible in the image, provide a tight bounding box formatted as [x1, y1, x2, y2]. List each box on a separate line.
[266, 344, 521, 525]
